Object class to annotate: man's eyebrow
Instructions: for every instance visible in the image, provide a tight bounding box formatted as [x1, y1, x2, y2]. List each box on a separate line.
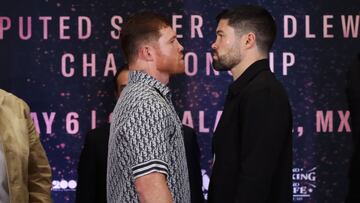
[216, 30, 224, 34]
[169, 35, 177, 41]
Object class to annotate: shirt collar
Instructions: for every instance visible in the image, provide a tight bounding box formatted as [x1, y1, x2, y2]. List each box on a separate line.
[128, 71, 171, 98]
[229, 59, 270, 97]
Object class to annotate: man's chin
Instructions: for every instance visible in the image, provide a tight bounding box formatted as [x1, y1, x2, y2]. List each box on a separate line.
[170, 64, 185, 75]
[212, 61, 231, 71]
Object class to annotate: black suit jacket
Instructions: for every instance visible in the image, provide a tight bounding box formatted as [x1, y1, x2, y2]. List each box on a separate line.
[346, 54, 360, 203]
[76, 124, 110, 203]
[76, 124, 204, 203]
[183, 125, 205, 203]
[208, 59, 293, 203]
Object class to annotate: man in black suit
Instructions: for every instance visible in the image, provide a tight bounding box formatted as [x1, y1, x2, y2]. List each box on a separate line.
[208, 5, 293, 203]
[346, 54, 360, 203]
[76, 66, 129, 203]
[76, 66, 204, 203]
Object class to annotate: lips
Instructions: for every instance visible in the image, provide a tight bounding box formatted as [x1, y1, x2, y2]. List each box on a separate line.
[212, 53, 218, 60]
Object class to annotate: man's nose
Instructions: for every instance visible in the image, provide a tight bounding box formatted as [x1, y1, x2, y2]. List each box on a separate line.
[177, 40, 184, 52]
[179, 44, 184, 52]
[211, 42, 217, 50]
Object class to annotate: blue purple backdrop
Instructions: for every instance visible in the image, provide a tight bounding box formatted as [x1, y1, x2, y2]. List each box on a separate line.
[0, 0, 359, 202]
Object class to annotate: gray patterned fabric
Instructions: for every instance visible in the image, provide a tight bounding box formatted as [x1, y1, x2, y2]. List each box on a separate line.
[107, 71, 190, 203]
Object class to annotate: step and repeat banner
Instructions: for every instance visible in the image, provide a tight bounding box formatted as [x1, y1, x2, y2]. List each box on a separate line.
[0, 0, 359, 202]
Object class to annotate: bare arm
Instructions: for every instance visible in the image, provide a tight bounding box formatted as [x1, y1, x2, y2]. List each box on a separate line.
[135, 172, 172, 203]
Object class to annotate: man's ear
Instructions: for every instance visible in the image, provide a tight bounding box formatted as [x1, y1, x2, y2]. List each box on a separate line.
[244, 32, 256, 49]
[138, 45, 155, 62]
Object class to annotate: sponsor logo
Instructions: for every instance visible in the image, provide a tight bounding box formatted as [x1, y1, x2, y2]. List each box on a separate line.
[293, 167, 316, 201]
[52, 180, 77, 191]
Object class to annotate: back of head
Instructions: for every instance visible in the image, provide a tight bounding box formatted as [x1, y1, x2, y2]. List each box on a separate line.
[120, 12, 171, 64]
[217, 5, 276, 54]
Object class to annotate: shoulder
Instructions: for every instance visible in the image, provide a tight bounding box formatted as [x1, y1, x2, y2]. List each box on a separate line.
[83, 124, 110, 153]
[246, 71, 288, 100]
[121, 84, 169, 112]
[113, 86, 171, 131]
[0, 89, 30, 116]
[128, 83, 166, 100]
[86, 124, 110, 140]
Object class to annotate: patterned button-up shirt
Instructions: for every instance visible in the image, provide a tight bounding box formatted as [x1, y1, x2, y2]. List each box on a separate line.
[107, 71, 190, 203]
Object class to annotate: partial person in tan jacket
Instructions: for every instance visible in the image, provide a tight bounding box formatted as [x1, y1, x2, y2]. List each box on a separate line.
[0, 89, 52, 203]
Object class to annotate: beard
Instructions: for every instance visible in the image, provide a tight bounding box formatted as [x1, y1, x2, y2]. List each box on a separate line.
[155, 48, 185, 75]
[171, 60, 185, 74]
[212, 56, 232, 71]
[212, 45, 241, 71]
[156, 56, 185, 75]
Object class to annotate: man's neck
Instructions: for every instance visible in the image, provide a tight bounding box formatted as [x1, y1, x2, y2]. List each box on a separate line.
[231, 53, 267, 81]
[150, 71, 170, 84]
[129, 63, 170, 85]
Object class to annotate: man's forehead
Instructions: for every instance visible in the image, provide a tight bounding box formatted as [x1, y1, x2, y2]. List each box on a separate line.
[160, 26, 176, 38]
[216, 19, 230, 30]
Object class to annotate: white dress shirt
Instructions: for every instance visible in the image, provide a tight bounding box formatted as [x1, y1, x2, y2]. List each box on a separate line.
[0, 143, 9, 203]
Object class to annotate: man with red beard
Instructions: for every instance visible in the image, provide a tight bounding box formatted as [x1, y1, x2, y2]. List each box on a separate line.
[107, 12, 190, 203]
[208, 5, 293, 203]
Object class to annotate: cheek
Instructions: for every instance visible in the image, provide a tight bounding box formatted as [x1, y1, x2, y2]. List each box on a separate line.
[217, 42, 228, 53]
[223, 40, 234, 51]
[161, 47, 174, 57]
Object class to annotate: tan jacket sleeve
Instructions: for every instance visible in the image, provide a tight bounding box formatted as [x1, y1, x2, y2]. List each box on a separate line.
[24, 102, 53, 203]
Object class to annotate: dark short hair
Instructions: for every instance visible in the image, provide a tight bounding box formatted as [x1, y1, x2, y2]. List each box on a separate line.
[216, 5, 276, 53]
[120, 11, 171, 63]
[113, 64, 129, 92]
